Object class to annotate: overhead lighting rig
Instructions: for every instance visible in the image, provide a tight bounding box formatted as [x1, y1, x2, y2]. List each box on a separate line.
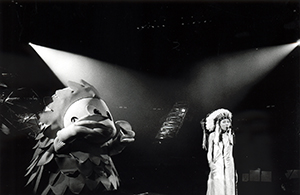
[155, 101, 188, 141]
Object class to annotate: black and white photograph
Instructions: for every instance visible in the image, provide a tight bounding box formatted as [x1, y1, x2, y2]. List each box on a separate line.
[0, 0, 299, 194]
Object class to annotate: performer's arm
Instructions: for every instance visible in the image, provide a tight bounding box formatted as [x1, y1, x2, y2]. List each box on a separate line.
[207, 133, 214, 164]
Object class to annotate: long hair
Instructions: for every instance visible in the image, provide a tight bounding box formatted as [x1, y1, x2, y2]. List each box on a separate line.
[201, 108, 232, 150]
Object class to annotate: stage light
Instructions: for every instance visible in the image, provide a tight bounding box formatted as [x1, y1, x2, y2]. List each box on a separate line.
[28, 43, 186, 124]
[188, 42, 299, 111]
[297, 39, 300, 46]
[29, 42, 146, 106]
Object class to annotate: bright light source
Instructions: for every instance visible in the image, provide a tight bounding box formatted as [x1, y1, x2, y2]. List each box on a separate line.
[155, 102, 188, 140]
[28, 42, 186, 123]
[188, 42, 300, 111]
[297, 39, 300, 46]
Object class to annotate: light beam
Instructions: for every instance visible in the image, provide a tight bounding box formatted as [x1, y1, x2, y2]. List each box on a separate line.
[188, 42, 299, 112]
[28, 43, 183, 117]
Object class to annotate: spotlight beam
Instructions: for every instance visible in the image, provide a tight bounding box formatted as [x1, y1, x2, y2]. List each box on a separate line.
[28, 43, 183, 114]
[188, 42, 298, 111]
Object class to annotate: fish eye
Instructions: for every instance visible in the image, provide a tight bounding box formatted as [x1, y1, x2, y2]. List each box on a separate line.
[71, 117, 78, 123]
[94, 109, 101, 115]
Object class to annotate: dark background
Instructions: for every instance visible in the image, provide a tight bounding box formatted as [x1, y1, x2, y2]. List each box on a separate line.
[0, 0, 299, 194]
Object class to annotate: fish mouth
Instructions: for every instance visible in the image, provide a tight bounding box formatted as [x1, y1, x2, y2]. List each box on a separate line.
[78, 116, 116, 143]
[78, 114, 116, 134]
[78, 114, 111, 123]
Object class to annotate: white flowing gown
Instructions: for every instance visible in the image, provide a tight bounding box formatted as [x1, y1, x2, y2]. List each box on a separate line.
[206, 131, 235, 195]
